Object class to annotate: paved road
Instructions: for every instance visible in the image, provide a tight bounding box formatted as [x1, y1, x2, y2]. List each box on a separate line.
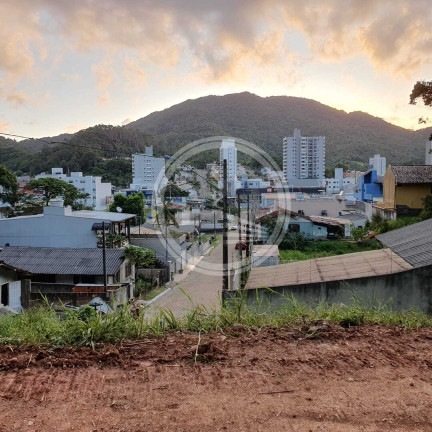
[148, 231, 239, 317]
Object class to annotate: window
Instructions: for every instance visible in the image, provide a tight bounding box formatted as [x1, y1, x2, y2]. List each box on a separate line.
[125, 262, 132, 278]
[1, 284, 9, 306]
[81, 275, 96, 284]
[288, 224, 300, 233]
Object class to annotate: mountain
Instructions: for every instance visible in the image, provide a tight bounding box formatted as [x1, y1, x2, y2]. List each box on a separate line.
[127, 92, 432, 168]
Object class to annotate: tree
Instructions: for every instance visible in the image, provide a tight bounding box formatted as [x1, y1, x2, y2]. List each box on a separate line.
[26, 177, 89, 206]
[0, 165, 18, 205]
[420, 194, 432, 220]
[155, 202, 179, 228]
[410, 80, 432, 140]
[123, 245, 157, 268]
[351, 226, 368, 242]
[109, 192, 145, 217]
[163, 183, 189, 198]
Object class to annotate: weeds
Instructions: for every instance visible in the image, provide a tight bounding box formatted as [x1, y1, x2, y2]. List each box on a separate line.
[0, 292, 431, 347]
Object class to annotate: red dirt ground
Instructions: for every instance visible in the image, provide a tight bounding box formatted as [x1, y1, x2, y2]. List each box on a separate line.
[1, 323, 432, 431]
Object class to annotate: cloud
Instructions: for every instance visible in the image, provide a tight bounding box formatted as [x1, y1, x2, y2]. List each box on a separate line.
[121, 118, 132, 126]
[0, 121, 9, 133]
[61, 73, 81, 82]
[91, 59, 115, 105]
[1, 0, 432, 109]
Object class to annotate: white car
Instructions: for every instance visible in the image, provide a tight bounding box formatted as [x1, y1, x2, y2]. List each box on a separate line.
[229, 225, 237, 230]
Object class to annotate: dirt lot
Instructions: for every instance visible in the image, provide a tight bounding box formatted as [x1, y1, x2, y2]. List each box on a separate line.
[1, 323, 432, 431]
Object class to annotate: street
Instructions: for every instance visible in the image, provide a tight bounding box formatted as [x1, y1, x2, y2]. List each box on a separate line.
[148, 231, 239, 317]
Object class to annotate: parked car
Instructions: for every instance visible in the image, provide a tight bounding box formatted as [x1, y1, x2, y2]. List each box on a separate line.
[235, 241, 247, 250]
[229, 225, 237, 230]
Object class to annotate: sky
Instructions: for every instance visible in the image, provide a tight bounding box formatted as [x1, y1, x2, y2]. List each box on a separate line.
[1, 0, 432, 139]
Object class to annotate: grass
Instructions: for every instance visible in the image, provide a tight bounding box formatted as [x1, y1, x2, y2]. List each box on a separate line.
[279, 240, 382, 263]
[141, 286, 167, 301]
[0, 292, 431, 347]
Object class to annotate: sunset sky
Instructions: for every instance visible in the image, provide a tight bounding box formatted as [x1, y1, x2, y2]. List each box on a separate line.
[1, 0, 432, 138]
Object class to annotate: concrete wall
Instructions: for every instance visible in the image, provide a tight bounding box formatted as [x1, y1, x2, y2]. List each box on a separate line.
[395, 183, 432, 210]
[223, 266, 432, 313]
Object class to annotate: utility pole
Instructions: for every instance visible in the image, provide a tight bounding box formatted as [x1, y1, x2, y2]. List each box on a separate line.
[102, 221, 107, 291]
[213, 210, 216, 238]
[246, 193, 250, 258]
[237, 190, 242, 261]
[222, 159, 229, 291]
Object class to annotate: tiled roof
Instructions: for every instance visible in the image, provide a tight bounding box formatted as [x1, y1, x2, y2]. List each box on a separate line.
[376, 219, 432, 268]
[391, 165, 432, 184]
[0, 247, 125, 275]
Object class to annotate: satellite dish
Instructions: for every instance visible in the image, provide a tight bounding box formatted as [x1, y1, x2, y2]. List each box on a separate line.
[116, 207, 123, 213]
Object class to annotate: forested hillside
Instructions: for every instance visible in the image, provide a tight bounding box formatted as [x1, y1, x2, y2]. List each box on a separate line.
[127, 92, 432, 168]
[0, 125, 155, 187]
[1, 93, 432, 186]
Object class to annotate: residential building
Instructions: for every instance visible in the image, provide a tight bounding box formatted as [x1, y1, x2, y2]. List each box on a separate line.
[0, 201, 136, 248]
[426, 141, 432, 165]
[219, 138, 238, 196]
[0, 247, 135, 308]
[130, 145, 166, 192]
[369, 154, 387, 176]
[240, 174, 270, 189]
[357, 170, 383, 203]
[35, 168, 112, 210]
[283, 129, 325, 182]
[325, 168, 356, 193]
[379, 165, 432, 216]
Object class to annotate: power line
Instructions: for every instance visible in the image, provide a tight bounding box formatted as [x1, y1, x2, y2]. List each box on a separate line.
[0, 132, 129, 156]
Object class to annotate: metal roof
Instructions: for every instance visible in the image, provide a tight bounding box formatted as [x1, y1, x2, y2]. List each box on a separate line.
[0, 247, 125, 275]
[376, 219, 432, 268]
[246, 249, 412, 289]
[391, 165, 432, 184]
[72, 210, 136, 222]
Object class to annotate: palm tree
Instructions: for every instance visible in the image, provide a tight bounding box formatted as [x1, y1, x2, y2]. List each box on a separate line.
[155, 202, 179, 281]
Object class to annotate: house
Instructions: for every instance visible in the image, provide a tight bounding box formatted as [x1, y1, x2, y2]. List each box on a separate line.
[0, 246, 135, 309]
[0, 261, 28, 311]
[0, 201, 136, 248]
[225, 218, 432, 313]
[356, 170, 383, 203]
[379, 165, 432, 216]
[256, 209, 346, 241]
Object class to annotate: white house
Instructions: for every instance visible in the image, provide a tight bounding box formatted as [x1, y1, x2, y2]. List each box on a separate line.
[0, 201, 136, 248]
[35, 168, 112, 210]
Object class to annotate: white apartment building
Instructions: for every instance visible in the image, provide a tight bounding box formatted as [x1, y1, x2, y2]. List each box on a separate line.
[283, 129, 325, 181]
[130, 145, 166, 192]
[426, 141, 432, 165]
[325, 168, 356, 193]
[369, 154, 387, 176]
[35, 168, 112, 210]
[219, 138, 238, 196]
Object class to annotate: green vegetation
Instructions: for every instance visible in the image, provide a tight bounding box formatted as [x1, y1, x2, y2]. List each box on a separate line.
[0, 165, 18, 205]
[279, 239, 382, 263]
[109, 192, 146, 218]
[163, 183, 189, 198]
[26, 177, 89, 207]
[370, 214, 422, 235]
[127, 92, 429, 167]
[141, 286, 167, 301]
[1, 295, 431, 347]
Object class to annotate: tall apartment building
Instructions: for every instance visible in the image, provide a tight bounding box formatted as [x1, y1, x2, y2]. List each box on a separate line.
[369, 154, 387, 176]
[283, 129, 325, 181]
[130, 145, 165, 192]
[219, 138, 238, 196]
[35, 169, 112, 210]
[426, 141, 432, 165]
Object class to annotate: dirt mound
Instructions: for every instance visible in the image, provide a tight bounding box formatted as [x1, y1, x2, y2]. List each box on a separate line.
[0, 324, 432, 431]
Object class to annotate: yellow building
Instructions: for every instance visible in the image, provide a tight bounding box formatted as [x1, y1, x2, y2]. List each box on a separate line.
[381, 165, 432, 215]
